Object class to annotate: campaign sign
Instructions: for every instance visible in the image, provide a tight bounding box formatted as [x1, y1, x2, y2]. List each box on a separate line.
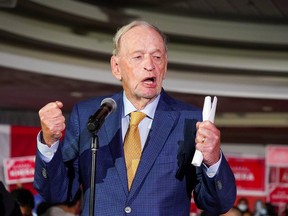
[266, 145, 288, 204]
[269, 186, 288, 203]
[266, 146, 288, 166]
[226, 155, 265, 192]
[3, 156, 35, 184]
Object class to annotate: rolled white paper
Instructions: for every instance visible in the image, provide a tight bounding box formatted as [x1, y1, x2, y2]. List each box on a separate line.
[191, 96, 217, 166]
[191, 149, 204, 167]
[203, 96, 212, 121]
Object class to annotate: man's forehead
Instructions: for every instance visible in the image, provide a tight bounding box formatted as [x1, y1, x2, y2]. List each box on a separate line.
[120, 28, 164, 52]
[122, 25, 162, 42]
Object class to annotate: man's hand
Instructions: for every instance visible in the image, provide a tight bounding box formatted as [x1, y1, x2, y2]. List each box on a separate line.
[38, 101, 65, 146]
[195, 121, 221, 167]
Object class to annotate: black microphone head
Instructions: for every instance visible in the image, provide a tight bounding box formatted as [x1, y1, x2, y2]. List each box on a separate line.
[87, 98, 117, 133]
[101, 98, 117, 114]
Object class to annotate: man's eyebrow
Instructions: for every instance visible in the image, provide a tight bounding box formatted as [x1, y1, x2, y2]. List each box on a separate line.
[133, 49, 163, 54]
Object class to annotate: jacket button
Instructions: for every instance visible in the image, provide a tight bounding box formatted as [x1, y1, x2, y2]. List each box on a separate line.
[124, 206, 132, 214]
[217, 180, 223, 190]
[42, 168, 48, 179]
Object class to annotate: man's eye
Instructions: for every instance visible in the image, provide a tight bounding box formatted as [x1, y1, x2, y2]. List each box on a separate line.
[153, 56, 162, 61]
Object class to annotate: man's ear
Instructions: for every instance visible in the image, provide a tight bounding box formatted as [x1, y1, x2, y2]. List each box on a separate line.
[111, 56, 121, 81]
[163, 55, 168, 80]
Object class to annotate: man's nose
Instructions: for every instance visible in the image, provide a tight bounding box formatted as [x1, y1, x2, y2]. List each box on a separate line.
[144, 56, 155, 71]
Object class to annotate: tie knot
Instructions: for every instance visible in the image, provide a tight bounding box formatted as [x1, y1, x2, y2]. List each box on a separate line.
[130, 112, 146, 126]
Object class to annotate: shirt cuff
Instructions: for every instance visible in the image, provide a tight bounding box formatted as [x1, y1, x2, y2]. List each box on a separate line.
[37, 131, 59, 163]
[203, 151, 222, 178]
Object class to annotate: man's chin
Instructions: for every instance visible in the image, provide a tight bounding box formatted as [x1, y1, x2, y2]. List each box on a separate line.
[142, 94, 160, 103]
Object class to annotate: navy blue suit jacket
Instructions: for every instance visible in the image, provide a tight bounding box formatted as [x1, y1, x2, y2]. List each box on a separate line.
[34, 90, 236, 215]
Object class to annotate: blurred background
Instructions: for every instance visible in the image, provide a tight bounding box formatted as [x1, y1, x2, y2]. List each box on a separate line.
[0, 0, 288, 215]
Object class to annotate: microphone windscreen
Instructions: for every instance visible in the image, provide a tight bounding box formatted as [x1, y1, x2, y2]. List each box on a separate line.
[101, 98, 117, 113]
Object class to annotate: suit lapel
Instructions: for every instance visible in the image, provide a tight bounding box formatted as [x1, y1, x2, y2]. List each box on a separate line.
[128, 96, 179, 199]
[104, 95, 129, 196]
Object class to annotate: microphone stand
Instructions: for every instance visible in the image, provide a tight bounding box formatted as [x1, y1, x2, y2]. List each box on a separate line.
[87, 98, 116, 216]
[87, 111, 104, 216]
[89, 132, 98, 216]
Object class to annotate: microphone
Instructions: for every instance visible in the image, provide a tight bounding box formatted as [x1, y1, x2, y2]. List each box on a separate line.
[87, 98, 117, 133]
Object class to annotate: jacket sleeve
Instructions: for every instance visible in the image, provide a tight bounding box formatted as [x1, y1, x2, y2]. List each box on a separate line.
[193, 154, 237, 214]
[34, 140, 80, 203]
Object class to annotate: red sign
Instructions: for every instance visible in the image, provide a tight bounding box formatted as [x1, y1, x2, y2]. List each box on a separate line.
[280, 168, 288, 183]
[266, 146, 288, 166]
[266, 145, 288, 205]
[226, 155, 265, 192]
[3, 156, 35, 184]
[269, 186, 288, 203]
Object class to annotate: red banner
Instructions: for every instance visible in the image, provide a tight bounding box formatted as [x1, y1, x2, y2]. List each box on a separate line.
[269, 186, 288, 203]
[266, 145, 288, 205]
[266, 146, 288, 166]
[226, 155, 265, 192]
[4, 156, 35, 185]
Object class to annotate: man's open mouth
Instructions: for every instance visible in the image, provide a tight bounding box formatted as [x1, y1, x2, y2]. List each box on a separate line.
[143, 77, 156, 84]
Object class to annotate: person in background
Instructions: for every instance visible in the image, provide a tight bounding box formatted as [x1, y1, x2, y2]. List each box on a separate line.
[220, 207, 242, 216]
[0, 181, 22, 216]
[266, 202, 277, 215]
[243, 212, 253, 216]
[282, 203, 288, 216]
[39, 187, 82, 216]
[253, 200, 267, 216]
[34, 20, 236, 215]
[236, 197, 252, 215]
[10, 187, 35, 216]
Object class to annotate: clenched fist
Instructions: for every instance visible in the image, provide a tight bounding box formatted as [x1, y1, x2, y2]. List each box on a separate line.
[38, 101, 66, 146]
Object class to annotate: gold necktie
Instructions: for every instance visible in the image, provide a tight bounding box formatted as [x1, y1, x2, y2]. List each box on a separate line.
[124, 111, 146, 190]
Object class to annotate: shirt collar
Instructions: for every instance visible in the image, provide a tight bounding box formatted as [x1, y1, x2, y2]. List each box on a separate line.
[123, 92, 160, 119]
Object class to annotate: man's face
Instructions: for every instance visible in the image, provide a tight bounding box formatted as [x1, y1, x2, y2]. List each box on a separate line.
[20, 206, 33, 216]
[111, 25, 168, 107]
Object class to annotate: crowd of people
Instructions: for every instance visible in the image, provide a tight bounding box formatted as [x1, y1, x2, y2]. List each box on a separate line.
[219, 197, 279, 216]
[0, 181, 82, 216]
[1, 181, 288, 216]
[198, 197, 283, 216]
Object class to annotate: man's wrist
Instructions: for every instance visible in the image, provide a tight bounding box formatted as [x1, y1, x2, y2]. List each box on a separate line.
[40, 131, 59, 147]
